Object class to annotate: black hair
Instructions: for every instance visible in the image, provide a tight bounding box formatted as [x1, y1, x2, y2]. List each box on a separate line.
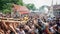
[19, 25, 24, 29]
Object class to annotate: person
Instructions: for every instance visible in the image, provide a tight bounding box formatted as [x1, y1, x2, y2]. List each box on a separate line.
[17, 25, 25, 34]
[24, 24, 30, 34]
[37, 19, 44, 34]
[9, 23, 17, 34]
[56, 18, 60, 34]
[34, 25, 39, 34]
[0, 28, 4, 34]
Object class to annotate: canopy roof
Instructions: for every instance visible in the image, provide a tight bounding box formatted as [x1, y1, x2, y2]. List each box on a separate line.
[13, 4, 29, 14]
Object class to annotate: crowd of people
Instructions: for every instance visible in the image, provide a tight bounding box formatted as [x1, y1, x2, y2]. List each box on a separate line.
[0, 16, 60, 34]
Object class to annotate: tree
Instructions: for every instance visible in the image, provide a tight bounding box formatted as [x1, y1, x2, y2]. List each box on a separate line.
[39, 5, 48, 13]
[0, 0, 23, 14]
[2, 3, 13, 14]
[17, 0, 23, 6]
[25, 3, 36, 11]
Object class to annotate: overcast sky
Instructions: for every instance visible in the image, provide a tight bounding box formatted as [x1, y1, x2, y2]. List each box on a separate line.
[23, 0, 60, 8]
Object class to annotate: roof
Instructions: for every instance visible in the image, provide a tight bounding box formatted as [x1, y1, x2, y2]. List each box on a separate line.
[13, 4, 29, 14]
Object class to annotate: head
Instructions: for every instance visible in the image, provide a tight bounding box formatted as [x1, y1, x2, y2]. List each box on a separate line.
[19, 25, 24, 31]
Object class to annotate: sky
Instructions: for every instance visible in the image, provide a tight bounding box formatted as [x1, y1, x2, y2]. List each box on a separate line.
[23, 0, 60, 8]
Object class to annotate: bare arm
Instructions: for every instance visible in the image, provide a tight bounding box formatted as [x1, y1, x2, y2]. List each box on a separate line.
[9, 24, 17, 34]
[1, 20, 8, 29]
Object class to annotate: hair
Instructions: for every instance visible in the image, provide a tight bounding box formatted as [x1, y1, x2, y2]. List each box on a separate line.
[19, 25, 24, 29]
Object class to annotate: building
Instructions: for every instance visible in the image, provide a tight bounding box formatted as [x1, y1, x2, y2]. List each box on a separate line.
[53, 5, 60, 18]
[48, 5, 60, 18]
[11, 4, 30, 18]
[48, 0, 60, 18]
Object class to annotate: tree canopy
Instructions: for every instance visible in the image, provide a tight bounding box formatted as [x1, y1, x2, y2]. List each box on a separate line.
[0, 0, 23, 14]
[0, 0, 36, 14]
[25, 3, 36, 11]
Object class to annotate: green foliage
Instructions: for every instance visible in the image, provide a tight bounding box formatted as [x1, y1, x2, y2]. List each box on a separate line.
[17, 0, 23, 6]
[39, 5, 48, 13]
[0, 0, 36, 14]
[39, 5, 48, 10]
[2, 3, 13, 9]
[25, 3, 36, 11]
[2, 3, 13, 14]
[0, 0, 23, 14]
[3, 9, 11, 14]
